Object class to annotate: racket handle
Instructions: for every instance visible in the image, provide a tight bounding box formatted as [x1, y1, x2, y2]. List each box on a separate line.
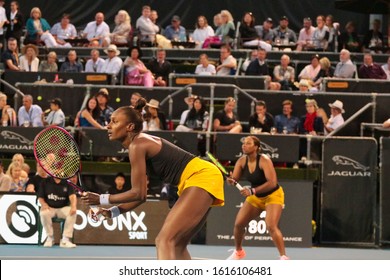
[234, 181, 244, 191]
[89, 205, 103, 222]
[230, 177, 243, 191]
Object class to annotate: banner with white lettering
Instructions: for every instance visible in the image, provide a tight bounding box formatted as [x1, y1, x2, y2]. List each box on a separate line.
[320, 138, 377, 245]
[379, 137, 390, 244]
[0, 127, 41, 155]
[206, 180, 313, 247]
[0, 194, 169, 245]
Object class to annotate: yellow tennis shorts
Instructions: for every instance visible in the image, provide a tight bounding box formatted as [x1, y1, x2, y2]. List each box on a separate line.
[246, 186, 285, 210]
[177, 157, 225, 206]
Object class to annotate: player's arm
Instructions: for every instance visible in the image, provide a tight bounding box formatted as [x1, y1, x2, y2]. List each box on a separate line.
[252, 154, 278, 194]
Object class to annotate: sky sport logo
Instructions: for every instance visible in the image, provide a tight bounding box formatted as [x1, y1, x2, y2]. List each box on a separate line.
[328, 155, 371, 177]
[0, 130, 34, 151]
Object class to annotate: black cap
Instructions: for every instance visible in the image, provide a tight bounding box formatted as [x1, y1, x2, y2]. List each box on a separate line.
[49, 98, 62, 107]
[115, 172, 126, 179]
[172, 15, 180, 22]
[280, 16, 288, 21]
[265, 17, 273, 23]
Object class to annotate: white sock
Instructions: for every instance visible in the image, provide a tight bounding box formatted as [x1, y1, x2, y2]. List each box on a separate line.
[61, 237, 69, 242]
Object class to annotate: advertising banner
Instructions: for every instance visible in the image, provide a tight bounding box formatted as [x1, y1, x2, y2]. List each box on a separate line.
[379, 137, 390, 244]
[320, 138, 377, 244]
[0, 194, 169, 245]
[0, 127, 41, 155]
[206, 180, 313, 247]
[215, 133, 300, 163]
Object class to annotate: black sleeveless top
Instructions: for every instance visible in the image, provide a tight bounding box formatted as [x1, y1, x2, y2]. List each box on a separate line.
[146, 138, 195, 185]
[242, 154, 279, 197]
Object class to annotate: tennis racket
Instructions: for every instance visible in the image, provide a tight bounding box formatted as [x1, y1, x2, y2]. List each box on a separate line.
[206, 151, 243, 191]
[33, 126, 101, 222]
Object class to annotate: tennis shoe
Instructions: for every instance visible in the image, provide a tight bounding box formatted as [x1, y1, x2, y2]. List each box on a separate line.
[43, 238, 53, 248]
[60, 240, 77, 248]
[279, 255, 290, 260]
[226, 249, 246, 260]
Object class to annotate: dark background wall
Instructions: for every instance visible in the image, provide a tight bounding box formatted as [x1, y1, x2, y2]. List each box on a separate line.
[15, 0, 372, 35]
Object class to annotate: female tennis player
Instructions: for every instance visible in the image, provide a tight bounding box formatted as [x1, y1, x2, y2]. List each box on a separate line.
[81, 98, 224, 260]
[226, 135, 289, 260]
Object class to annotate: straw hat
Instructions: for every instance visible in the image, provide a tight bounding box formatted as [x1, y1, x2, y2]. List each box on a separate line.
[104, 44, 120, 56]
[22, 44, 39, 56]
[329, 100, 345, 113]
[96, 88, 109, 99]
[146, 99, 160, 109]
[294, 79, 311, 89]
[184, 94, 198, 105]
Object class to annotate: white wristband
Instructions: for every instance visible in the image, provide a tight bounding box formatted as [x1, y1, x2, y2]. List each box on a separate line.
[109, 206, 120, 218]
[99, 194, 110, 206]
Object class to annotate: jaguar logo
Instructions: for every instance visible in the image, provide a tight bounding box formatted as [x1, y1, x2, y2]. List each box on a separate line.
[332, 155, 370, 171]
[1, 131, 33, 145]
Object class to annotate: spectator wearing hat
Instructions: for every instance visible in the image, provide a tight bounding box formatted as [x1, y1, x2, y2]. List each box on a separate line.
[324, 100, 345, 135]
[60, 49, 83, 73]
[255, 18, 274, 44]
[293, 79, 311, 92]
[95, 88, 114, 126]
[101, 44, 123, 76]
[41, 98, 65, 127]
[38, 51, 58, 72]
[143, 99, 167, 131]
[19, 44, 39, 72]
[106, 172, 131, 195]
[124, 46, 154, 87]
[358, 53, 387, 80]
[178, 94, 198, 126]
[164, 15, 187, 41]
[82, 12, 110, 46]
[272, 16, 297, 45]
[298, 99, 324, 135]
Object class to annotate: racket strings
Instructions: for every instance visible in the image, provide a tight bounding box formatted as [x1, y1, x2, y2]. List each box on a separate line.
[35, 128, 80, 178]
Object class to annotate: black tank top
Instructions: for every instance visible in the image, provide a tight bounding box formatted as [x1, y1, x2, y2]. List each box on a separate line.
[146, 138, 195, 185]
[242, 154, 279, 197]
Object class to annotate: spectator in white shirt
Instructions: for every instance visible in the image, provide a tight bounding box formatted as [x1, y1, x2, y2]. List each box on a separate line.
[85, 49, 105, 73]
[41, 98, 65, 127]
[324, 100, 345, 135]
[195, 53, 216, 75]
[18, 94, 43, 127]
[381, 56, 390, 80]
[216, 45, 237, 76]
[136, 5, 159, 45]
[192, 15, 214, 49]
[82, 12, 110, 46]
[101, 44, 123, 76]
[0, 0, 7, 50]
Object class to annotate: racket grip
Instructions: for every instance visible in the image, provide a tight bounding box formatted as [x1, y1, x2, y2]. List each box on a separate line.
[89, 205, 103, 222]
[234, 181, 244, 191]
